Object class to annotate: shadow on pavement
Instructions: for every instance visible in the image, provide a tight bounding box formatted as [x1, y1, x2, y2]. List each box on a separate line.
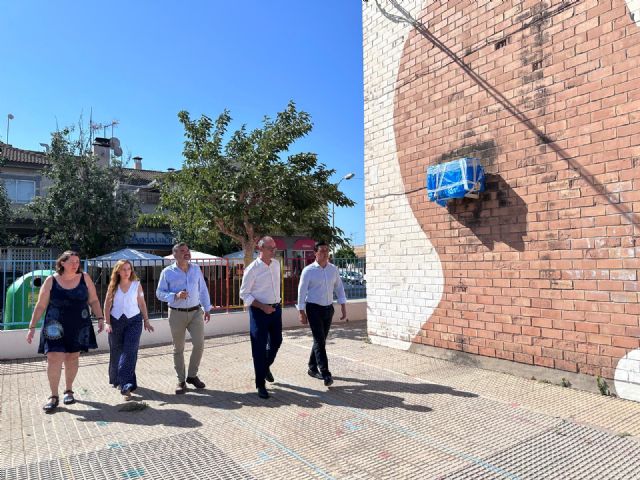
[279, 381, 433, 413]
[66, 399, 203, 428]
[133, 386, 327, 411]
[333, 376, 479, 398]
[284, 320, 369, 343]
[277, 375, 477, 413]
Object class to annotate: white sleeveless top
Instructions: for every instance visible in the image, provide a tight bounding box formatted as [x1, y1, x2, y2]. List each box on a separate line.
[111, 281, 142, 319]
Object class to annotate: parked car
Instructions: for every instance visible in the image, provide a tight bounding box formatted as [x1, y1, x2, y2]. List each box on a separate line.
[340, 270, 366, 285]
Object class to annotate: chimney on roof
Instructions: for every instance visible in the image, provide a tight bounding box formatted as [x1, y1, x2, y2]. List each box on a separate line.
[133, 156, 142, 170]
[93, 137, 111, 167]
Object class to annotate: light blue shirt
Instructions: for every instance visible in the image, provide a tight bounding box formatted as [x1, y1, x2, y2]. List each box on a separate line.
[156, 263, 212, 311]
[296, 261, 346, 310]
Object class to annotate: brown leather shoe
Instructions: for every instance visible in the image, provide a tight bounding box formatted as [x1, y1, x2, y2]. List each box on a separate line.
[175, 381, 187, 394]
[186, 376, 205, 389]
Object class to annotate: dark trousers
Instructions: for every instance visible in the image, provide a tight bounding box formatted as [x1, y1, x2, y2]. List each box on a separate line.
[249, 305, 283, 388]
[108, 313, 143, 391]
[307, 303, 334, 376]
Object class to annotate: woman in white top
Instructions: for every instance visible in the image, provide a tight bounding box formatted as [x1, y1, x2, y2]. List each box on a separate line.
[104, 260, 153, 399]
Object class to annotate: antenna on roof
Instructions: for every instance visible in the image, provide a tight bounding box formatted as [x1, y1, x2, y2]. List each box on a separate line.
[90, 119, 119, 139]
[6, 113, 14, 145]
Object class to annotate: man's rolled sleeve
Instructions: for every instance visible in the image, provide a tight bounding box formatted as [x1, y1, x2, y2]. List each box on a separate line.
[296, 269, 310, 311]
[156, 270, 175, 303]
[198, 270, 212, 311]
[239, 266, 256, 307]
[334, 271, 347, 305]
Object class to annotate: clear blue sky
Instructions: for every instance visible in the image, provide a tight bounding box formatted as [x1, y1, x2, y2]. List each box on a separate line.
[0, 1, 365, 246]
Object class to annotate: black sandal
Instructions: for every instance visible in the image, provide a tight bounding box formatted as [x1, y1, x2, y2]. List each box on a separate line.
[43, 396, 59, 413]
[63, 390, 75, 405]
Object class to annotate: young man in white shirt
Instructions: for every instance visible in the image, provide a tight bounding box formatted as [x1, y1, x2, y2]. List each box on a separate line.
[239, 236, 283, 399]
[297, 241, 347, 386]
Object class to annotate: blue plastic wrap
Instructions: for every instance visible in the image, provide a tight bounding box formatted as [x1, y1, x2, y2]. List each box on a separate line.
[427, 157, 485, 206]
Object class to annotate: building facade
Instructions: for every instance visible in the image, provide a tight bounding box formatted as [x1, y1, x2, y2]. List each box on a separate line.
[363, 0, 640, 401]
[0, 141, 172, 253]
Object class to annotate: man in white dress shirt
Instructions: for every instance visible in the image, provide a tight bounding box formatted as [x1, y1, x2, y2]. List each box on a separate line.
[297, 241, 347, 387]
[239, 236, 283, 399]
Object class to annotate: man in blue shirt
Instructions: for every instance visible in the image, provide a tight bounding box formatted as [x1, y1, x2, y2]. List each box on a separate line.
[297, 241, 347, 387]
[156, 243, 212, 394]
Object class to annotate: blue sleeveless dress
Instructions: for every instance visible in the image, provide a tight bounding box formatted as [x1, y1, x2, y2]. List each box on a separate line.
[38, 274, 98, 354]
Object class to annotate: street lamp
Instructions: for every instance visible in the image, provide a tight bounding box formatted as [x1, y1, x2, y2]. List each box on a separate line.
[331, 171, 355, 233]
[6, 113, 14, 145]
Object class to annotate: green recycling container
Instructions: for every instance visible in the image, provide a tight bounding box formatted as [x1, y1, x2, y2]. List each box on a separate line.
[3, 270, 55, 330]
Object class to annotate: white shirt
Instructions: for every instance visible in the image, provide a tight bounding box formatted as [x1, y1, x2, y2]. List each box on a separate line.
[239, 257, 281, 306]
[111, 281, 142, 319]
[296, 261, 346, 310]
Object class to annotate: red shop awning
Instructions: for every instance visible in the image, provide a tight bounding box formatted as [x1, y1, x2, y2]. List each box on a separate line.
[273, 237, 287, 250]
[293, 238, 316, 250]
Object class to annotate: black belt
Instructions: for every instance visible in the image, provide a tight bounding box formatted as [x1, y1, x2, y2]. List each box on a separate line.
[268, 303, 281, 308]
[170, 305, 201, 312]
[308, 303, 333, 309]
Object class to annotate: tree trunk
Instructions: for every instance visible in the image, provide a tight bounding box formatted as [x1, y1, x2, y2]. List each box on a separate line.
[241, 239, 255, 268]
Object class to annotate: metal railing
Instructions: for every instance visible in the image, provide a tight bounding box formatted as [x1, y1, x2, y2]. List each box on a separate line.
[0, 257, 366, 329]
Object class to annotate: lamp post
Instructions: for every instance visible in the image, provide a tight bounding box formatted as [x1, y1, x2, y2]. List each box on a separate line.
[6, 113, 14, 145]
[331, 172, 355, 245]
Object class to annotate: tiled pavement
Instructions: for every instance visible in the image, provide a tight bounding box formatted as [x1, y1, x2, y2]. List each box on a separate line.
[2, 320, 640, 479]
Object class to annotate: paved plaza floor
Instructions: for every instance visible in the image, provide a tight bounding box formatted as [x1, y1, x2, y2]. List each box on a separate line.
[2, 320, 640, 479]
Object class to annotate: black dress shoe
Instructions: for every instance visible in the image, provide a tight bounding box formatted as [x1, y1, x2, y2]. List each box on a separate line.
[265, 368, 274, 383]
[175, 382, 187, 394]
[323, 375, 334, 387]
[257, 386, 269, 399]
[43, 395, 59, 413]
[63, 390, 75, 405]
[186, 376, 206, 389]
[307, 369, 323, 380]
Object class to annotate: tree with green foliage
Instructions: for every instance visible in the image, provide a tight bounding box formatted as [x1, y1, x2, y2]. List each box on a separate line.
[0, 158, 11, 246]
[29, 128, 139, 257]
[334, 245, 357, 260]
[159, 101, 355, 265]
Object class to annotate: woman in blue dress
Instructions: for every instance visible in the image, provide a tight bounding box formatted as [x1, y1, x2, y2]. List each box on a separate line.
[26, 251, 105, 412]
[103, 260, 153, 399]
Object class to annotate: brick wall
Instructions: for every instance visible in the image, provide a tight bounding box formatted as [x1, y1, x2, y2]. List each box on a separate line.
[364, 0, 640, 400]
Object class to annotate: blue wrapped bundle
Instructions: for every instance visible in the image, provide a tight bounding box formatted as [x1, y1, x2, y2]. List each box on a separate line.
[426, 157, 485, 206]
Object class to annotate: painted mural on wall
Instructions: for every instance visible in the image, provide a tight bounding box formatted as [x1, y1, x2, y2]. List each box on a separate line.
[363, 1, 445, 349]
[374, 0, 640, 400]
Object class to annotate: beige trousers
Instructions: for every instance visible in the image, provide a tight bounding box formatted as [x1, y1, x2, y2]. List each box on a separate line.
[168, 308, 205, 382]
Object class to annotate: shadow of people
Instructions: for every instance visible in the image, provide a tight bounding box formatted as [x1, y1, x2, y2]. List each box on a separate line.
[133, 385, 326, 411]
[67, 399, 202, 428]
[333, 376, 479, 399]
[278, 379, 443, 413]
[284, 320, 368, 343]
[280, 373, 478, 413]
